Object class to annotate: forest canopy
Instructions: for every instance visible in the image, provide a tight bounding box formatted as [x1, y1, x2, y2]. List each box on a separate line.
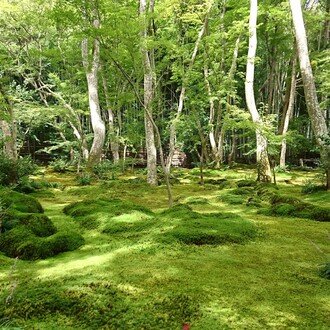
[0, 0, 329, 192]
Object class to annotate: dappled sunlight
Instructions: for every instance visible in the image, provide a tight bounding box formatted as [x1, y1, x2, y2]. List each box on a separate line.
[37, 243, 148, 279]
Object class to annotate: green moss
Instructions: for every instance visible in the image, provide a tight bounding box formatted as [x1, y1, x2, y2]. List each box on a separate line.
[0, 190, 43, 213]
[231, 187, 254, 195]
[185, 196, 209, 205]
[0, 226, 84, 260]
[64, 198, 153, 219]
[236, 179, 257, 187]
[319, 263, 330, 279]
[160, 206, 258, 246]
[2, 212, 57, 237]
[217, 193, 246, 205]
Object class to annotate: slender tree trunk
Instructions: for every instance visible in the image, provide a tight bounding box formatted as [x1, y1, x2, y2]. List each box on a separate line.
[140, 0, 158, 185]
[0, 88, 17, 160]
[82, 8, 105, 169]
[245, 0, 272, 182]
[289, 0, 330, 188]
[279, 54, 297, 168]
[101, 71, 120, 163]
[166, 1, 213, 173]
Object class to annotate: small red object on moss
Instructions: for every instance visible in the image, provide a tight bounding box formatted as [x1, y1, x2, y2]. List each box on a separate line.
[182, 323, 190, 330]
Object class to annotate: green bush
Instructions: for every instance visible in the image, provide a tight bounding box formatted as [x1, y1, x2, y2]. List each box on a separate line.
[301, 181, 326, 194]
[50, 159, 68, 173]
[0, 190, 43, 213]
[0, 154, 36, 186]
[77, 173, 92, 186]
[93, 160, 116, 180]
[0, 153, 17, 185]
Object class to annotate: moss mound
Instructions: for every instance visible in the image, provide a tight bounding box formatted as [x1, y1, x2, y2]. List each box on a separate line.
[0, 189, 84, 259]
[1, 212, 56, 236]
[0, 281, 200, 329]
[260, 193, 330, 222]
[0, 189, 44, 213]
[185, 197, 209, 205]
[217, 193, 246, 205]
[64, 198, 154, 232]
[0, 226, 84, 260]
[64, 197, 153, 218]
[236, 179, 257, 187]
[159, 205, 258, 245]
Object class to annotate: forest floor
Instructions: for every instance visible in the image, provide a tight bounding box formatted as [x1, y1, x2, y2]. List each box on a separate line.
[0, 166, 329, 329]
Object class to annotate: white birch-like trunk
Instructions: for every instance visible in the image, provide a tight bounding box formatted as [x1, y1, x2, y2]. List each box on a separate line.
[245, 0, 272, 182]
[140, 0, 158, 185]
[82, 14, 106, 168]
[289, 0, 330, 188]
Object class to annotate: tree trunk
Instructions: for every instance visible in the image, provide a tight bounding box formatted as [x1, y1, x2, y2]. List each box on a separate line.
[245, 0, 272, 182]
[0, 120, 17, 160]
[82, 9, 105, 169]
[140, 0, 158, 185]
[166, 1, 213, 172]
[101, 71, 120, 163]
[289, 0, 330, 188]
[279, 54, 297, 168]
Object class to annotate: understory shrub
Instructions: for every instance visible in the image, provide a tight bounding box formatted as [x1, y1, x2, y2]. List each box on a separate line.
[50, 159, 69, 173]
[301, 180, 326, 194]
[0, 154, 36, 186]
[77, 173, 93, 186]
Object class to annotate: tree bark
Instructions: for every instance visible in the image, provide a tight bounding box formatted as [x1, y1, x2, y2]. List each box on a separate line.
[245, 0, 272, 182]
[82, 8, 106, 169]
[0, 87, 17, 160]
[140, 0, 158, 185]
[279, 54, 297, 168]
[289, 0, 330, 188]
[101, 71, 120, 163]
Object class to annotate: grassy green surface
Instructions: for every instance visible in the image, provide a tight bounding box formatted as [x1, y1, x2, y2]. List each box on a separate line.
[0, 167, 329, 329]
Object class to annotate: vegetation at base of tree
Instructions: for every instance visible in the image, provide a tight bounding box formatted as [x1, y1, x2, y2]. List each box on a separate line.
[0, 154, 37, 186]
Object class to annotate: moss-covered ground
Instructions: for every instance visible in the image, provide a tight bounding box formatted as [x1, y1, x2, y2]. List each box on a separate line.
[0, 166, 329, 329]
